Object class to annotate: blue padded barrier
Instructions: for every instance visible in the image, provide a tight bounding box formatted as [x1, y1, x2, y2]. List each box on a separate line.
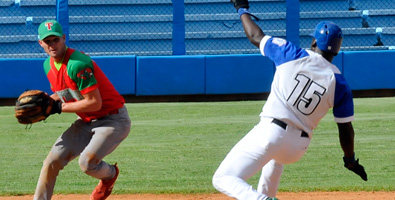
[332, 51, 344, 73]
[91, 56, 136, 95]
[1, 51, 394, 98]
[0, 58, 50, 98]
[343, 50, 395, 90]
[136, 55, 205, 95]
[205, 54, 274, 94]
[0, 56, 136, 98]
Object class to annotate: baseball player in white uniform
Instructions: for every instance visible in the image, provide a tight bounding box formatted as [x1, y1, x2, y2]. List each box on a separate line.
[212, 1, 368, 199]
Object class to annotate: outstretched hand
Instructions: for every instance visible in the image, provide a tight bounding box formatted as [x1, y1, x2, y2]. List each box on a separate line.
[343, 156, 368, 181]
[230, 0, 250, 11]
[230, 0, 260, 21]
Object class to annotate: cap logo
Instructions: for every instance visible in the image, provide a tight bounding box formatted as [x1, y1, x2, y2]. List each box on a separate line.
[45, 22, 54, 30]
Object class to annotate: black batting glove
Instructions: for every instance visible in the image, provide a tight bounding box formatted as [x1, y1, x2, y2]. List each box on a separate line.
[230, 0, 250, 11]
[230, 0, 260, 21]
[343, 154, 368, 181]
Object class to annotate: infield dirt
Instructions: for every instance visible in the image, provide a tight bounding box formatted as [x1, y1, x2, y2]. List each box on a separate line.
[1, 191, 394, 200]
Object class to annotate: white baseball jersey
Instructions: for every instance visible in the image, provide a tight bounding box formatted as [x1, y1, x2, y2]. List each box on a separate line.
[259, 36, 354, 134]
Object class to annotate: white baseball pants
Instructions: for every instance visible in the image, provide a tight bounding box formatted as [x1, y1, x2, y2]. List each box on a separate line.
[213, 117, 311, 199]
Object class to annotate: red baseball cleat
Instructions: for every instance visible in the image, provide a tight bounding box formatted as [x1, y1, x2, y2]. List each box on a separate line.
[90, 164, 119, 200]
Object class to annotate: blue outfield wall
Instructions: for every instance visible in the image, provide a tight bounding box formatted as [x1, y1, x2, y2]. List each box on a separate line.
[0, 50, 394, 98]
[0, 58, 50, 98]
[93, 55, 136, 95]
[343, 51, 395, 90]
[136, 55, 205, 96]
[205, 54, 274, 95]
[0, 56, 135, 98]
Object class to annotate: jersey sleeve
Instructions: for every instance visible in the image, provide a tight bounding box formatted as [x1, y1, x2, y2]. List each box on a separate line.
[259, 36, 309, 66]
[333, 74, 354, 123]
[42, 58, 55, 92]
[67, 60, 98, 94]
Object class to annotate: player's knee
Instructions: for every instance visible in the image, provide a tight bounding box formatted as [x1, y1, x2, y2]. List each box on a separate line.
[78, 153, 99, 173]
[212, 172, 223, 191]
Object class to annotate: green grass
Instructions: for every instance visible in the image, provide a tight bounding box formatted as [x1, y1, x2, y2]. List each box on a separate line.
[0, 97, 394, 195]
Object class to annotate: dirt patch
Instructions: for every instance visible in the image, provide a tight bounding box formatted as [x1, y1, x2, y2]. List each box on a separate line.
[1, 192, 394, 200]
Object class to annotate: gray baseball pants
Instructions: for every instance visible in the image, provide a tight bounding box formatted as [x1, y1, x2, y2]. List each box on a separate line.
[33, 106, 131, 200]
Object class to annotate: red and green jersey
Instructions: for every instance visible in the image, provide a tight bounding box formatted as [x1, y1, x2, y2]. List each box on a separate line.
[43, 48, 125, 122]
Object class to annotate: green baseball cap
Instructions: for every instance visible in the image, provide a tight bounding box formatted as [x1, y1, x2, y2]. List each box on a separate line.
[38, 20, 63, 40]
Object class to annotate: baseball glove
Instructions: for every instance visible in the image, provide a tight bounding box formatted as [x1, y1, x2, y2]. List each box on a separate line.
[15, 90, 61, 124]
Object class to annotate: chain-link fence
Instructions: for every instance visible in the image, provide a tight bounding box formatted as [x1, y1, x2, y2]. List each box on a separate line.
[299, 0, 394, 51]
[0, 0, 393, 58]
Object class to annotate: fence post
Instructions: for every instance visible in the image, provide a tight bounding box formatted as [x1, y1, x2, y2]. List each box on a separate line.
[56, 0, 69, 45]
[286, 0, 300, 47]
[172, 0, 186, 55]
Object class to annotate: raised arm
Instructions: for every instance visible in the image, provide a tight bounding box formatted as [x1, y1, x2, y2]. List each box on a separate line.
[231, 0, 265, 48]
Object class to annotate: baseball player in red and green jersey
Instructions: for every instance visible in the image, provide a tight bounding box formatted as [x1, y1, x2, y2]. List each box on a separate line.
[34, 20, 131, 200]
